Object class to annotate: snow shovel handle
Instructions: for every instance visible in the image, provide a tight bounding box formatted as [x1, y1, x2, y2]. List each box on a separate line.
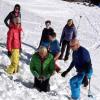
[77, 16, 82, 30]
[88, 78, 91, 92]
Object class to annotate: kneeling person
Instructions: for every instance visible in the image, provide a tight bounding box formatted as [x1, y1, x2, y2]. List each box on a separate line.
[61, 39, 93, 100]
[30, 46, 55, 92]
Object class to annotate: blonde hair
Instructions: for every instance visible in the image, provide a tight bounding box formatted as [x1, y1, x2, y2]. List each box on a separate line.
[38, 46, 48, 54]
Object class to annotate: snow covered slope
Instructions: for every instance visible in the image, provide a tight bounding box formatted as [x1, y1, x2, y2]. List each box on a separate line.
[0, 0, 100, 100]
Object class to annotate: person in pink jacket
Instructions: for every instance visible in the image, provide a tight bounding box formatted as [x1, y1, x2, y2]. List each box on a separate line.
[6, 17, 22, 74]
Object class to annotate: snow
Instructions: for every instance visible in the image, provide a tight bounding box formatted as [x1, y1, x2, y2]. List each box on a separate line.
[0, 0, 100, 100]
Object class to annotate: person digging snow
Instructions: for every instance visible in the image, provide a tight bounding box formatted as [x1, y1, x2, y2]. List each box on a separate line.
[30, 46, 55, 92]
[5, 17, 22, 74]
[59, 19, 77, 61]
[61, 39, 93, 100]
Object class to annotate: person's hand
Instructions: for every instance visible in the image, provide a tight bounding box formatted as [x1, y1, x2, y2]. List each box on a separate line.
[55, 64, 61, 73]
[20, 48, 22, 53]
[38, 76, 46, 81]
[8, 51, 12, 57]
[42, 76, 46, 81]
[61, 71, 68, 77]
[60, 42, 61, 46]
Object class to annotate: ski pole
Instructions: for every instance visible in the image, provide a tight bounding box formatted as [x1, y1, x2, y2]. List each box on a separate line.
[88, 78, 93, 98]
[77, 16, 82, 30]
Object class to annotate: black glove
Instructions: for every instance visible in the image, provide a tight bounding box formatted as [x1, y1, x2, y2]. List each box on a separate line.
[60, 42, 61, 46]
[20, 48, 22, 53]
[61, 71, 68, 77]
[8, 51, 12, 57]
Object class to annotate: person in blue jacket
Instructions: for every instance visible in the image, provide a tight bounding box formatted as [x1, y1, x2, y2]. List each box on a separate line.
[61, 39, 93, 100]
[48, 32, 61, 72]
[59, 19, 77, 61]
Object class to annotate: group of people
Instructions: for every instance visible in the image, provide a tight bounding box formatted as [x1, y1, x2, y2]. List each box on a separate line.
[4, 4, 93, 100]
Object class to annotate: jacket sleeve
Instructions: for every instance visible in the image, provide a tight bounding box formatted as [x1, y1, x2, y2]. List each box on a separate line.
[72, 27, 77, 39]
[7, 29, 13, 52]
[60, 27, 65, 45]
[19, 28, 22, 49]
[82, 50, 93, 78]
[48, 58, 55, 76]
[66, 60, 75, 73]
[55, 40, 61, 54]
[4, 13, 11, 28]
[30, 55, 39, 78]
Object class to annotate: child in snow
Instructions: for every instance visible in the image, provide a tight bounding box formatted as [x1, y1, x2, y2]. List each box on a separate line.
[4, 4, 21, 29]
[48, 32, 61, 73]
[39, 20, 54, 48]
[6, 17, 22, 74]
[30, 46, 55, 92]
[61, 39, 93, 100]
[59, 19, 77, 61]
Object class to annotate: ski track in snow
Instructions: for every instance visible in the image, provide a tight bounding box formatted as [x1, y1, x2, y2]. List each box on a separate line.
[0, 0, 100, 100]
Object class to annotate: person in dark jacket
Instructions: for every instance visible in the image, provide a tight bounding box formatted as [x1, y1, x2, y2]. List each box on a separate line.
[30, 46, 55, 92]
[59, 19, 77, 61]
[4, 4, 21, 28]
[48, 32, 61, 72]
[39, 20, 54, 48]
[61, 39, 93, 100]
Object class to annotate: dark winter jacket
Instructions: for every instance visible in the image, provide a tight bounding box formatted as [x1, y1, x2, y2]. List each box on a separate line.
[66, 46, 93, 77]
[30, 53, 55, 79]
[49, 39, 60, 55]
[39, 27, 54, 46]
[4, 11, 21, 28]
[60, 25, 77, 44]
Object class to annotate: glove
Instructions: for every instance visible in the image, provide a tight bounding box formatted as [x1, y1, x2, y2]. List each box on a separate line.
[8, 51, 12, 57]
[60, 42, 61, 46]
[61, 71, 68, 77]
[20, 48, 22, 53]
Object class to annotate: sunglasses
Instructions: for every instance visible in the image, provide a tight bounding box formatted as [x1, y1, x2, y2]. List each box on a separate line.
[15, 7, 20, 10]
[16, 23, 21, 24]
[70, 45, 76, 48]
